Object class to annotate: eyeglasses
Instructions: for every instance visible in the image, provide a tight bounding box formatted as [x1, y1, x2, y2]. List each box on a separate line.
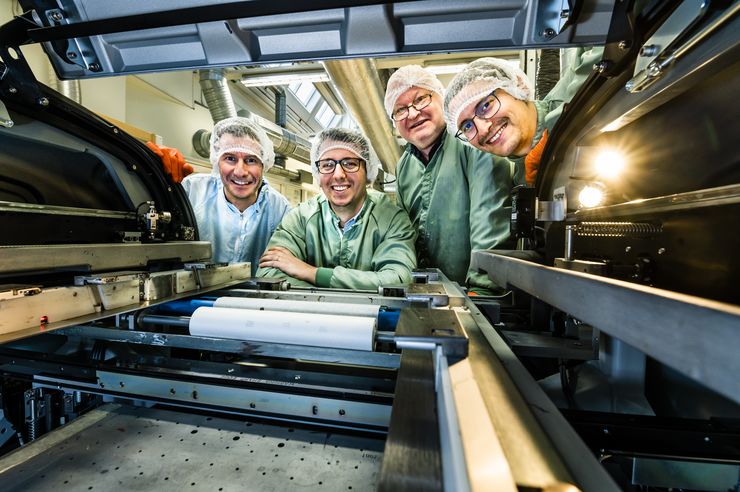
[455, 92, 501, 142]
[315, 157, 365, 174]
[391, 93, 433, 121]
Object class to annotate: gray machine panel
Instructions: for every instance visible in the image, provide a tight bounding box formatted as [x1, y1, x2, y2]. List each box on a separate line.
[23, 0, 615, 79]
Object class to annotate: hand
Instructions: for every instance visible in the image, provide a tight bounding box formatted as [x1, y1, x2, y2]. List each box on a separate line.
[146, 141, 194, 183]
[259, 246, 317, 284]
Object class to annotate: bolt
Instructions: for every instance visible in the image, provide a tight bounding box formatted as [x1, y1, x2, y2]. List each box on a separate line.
[658, 248, 666, 255]
[99, 382, 105, 389]
[119, 382, 125, 388]
[49, 10, 63, 22]
[560, 9, 570, 19]
[113, 127, 119, 134]
[1, 119, 13, 127]
[169, 388, 176, 395]
[647, 62, 662, 77]
[541, 27, 556, 39]
[603, 428, 609, 434]
[704, 436, 710, 442]
[249, 402, 256, 409]
[38, 97, 49, 106]
[9, 87, 17, 94]
[593, 60, 611, 74]
[66, 52, 77, 59]
[191, 390, 198, 400]
[640, 44, 659, 57]
[88, 62, 101, 72]
[625, 246, 632, 252]
[338, 409, 346, 416]
[618, 40, 630, 50]
[132, 165, 137, 171]
[312, 405, 319, 415]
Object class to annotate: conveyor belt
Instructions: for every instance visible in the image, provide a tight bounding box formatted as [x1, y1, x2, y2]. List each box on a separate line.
[0, 404, 384, 491]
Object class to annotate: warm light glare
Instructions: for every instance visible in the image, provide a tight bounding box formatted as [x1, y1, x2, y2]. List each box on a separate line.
[594, 149, 626, 178]
[578, 185, 604, 208]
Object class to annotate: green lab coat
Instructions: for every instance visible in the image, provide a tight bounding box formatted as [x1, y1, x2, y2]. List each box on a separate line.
[257, 189, 416, 290]
[512, 47, 605, 171]
[395, 131, 517, 294]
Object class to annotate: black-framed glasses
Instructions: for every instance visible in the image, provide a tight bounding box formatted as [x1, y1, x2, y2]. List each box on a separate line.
[455, 92, 501, 142]
[391, 93, 433, 121]
[315, 157, 365, 174]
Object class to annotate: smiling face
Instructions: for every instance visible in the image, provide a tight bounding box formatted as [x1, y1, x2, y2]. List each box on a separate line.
[217, 134, 264, 212]
[393, 87, 446, 159]
[318, 148, 368, 221]
[455, 86, 537, 158]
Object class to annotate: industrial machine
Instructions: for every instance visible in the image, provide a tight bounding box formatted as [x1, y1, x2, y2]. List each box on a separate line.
[0, 1, 738, 491]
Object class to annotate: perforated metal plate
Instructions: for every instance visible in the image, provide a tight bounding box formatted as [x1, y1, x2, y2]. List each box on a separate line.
[0, 404, 384, 491]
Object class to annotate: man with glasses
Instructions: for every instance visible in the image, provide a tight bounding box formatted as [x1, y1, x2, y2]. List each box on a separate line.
[162, 116, 291, 267]
[444, 51, 601, 186]
[384, 65, 516, 294]
[257, 128, 416, 289]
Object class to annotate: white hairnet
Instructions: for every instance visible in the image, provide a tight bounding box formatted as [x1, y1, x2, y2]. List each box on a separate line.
[210, 116, 276, 174]
[310, 128, 380, 184]
[444, 57, 533, 136]
[383, 65, 445, 119]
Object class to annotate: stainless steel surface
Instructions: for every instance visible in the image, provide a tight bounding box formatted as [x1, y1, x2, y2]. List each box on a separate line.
[632, 457, 740, 490]
[225, 288, 411, 310]
[0, 242, 212, 274]
[472, 251, 740, 404]
[0, 404, 384, 491]
[323, 59, 400, 175]
[458, 302, 621, 491]
[564, 224, 575, 260]
[572, 184, 740, 220]
[628, 1, 738, 92]
[434, 347, 471, 492]
[0, 200, 136, 219]
[59, 326, 402, 368]
[0, 277, 251, 345]
[97, 371, 392, 429]
[632, 0, 708, 77]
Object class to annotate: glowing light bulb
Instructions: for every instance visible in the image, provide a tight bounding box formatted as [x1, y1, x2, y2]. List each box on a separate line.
[578, 185, 605, 208]
[594, 149, 625, 179]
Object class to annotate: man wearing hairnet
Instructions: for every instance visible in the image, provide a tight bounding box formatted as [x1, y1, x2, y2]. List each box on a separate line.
[444, 49, 602, 186]
[257, 128, 416, 290]
[154, 116, 290, 266]
[384, 65, 516, 295]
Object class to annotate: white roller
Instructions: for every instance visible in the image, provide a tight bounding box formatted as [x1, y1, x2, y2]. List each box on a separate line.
[189, 306, 376, 351]
[212, 297, 380, 318]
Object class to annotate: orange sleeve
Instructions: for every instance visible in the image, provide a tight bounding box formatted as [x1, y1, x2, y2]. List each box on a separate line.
[524, 129, 548, 187]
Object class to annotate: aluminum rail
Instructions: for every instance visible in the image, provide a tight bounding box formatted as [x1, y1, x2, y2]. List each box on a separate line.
[471, 251, 740, 404]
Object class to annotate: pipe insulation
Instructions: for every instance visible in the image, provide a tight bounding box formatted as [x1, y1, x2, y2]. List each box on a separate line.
[189, 307, 376, 351]
[212, 297, 380, 318]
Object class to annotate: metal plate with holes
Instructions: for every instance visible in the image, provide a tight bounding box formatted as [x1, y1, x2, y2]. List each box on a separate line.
[0, 404, 384, 491]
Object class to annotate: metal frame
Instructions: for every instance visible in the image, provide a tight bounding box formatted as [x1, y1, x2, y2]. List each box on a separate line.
[472, 251, 740, 404]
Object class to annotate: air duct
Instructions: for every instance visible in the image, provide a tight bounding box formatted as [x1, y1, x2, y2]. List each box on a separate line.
[322, 59, 401, 175]
[198, 69, 237, 123]
[193, 73, 310, 165]
[271, 86, 287, 168]
[47, 62, 81, 104]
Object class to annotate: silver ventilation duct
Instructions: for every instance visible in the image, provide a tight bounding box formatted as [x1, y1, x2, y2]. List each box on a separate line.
[194, 69, 310, 164]
[198, 69, 237, 123]
[47, 62, 81, 104]
[322, 59, 400, 175]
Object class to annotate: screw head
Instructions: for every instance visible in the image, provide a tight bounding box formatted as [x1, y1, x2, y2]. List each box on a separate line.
[625, 246, 632, 253]
[38, 97, 49, 106]
[658, 247, 666, 255]
[593, 60, 611, 74]
[49, 11, 63, 21]
[66, 52, 77, 59]
[618, 40, 630, 50]
[88, 62, 101, 72]
[541, 28, 556, 39]
[9, 87, 18, 94]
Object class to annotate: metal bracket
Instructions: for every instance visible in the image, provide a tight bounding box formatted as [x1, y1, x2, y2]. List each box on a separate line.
[0, 12, 44, 106]
[626, 0, 713, 92]
[43, 7, 101, 73]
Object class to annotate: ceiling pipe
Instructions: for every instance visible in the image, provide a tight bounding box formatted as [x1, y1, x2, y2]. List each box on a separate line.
[322, 58, 401, 175]
[271, 86, 287, 168]
[194, 70, 310, 165]
[47, 61, 81, 104]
